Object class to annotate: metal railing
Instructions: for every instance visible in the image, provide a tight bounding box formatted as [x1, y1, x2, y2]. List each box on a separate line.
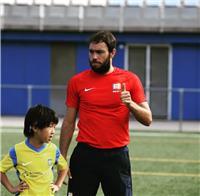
[1, 84, 200, 131]
[1, 0, 200, 32]
[147, 87, 200, 131]
[1, 0, 200, 7]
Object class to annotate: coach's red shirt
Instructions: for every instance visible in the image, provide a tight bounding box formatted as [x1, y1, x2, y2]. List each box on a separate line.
[66, 67, 146, 148]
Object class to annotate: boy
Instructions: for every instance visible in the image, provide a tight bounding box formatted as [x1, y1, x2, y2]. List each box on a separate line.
[0, 104, 68, 195]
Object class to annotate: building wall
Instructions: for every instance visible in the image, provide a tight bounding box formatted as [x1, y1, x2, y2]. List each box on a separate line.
[2, 41, 51, 115]
[1, 31, 200, 119]
[172, 44, 200, 120]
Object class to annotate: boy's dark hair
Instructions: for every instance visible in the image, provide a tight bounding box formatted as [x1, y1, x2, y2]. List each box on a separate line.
[24, 104, 58, 138]
[89, 31, 117, 52]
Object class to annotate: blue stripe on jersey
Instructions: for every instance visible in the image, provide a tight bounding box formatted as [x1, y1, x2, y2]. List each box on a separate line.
[9, 147, 17, 166]
[25, 139, 46, 152]
[55, 148, 60, 164]
[9, 148, 21, 195]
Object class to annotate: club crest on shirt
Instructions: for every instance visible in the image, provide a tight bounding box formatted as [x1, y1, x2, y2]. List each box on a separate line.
[47, 158, 53, 166]
[112, 83, 121, 93]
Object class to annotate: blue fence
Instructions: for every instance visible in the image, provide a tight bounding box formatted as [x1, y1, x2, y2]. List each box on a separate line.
[1, 84, 200, 121]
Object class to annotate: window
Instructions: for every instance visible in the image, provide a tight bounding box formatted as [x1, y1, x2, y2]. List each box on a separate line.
[128, 45, 170, 119]
[128, 46, 146, 86]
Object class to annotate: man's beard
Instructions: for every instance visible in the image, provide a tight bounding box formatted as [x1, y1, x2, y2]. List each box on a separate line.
[89, 57, 110, 74]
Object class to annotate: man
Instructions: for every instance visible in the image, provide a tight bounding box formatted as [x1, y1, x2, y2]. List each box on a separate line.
[59, 31, 152, 196]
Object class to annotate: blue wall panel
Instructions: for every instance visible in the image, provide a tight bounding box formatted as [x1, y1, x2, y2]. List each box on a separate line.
[2, 42, 51, 115]
[76, 44, 90, 73]
[2, 31, 200, 119]
[113, 44, 125, 69]
[172, 45, 200, 120]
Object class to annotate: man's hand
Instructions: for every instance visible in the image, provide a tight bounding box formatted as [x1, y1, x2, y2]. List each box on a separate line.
[121, 83, 132, 107]
[120, 82, 152, 126]
[67, 169, 72, 179]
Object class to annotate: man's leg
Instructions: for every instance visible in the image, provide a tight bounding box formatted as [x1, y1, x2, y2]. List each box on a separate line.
[100, 147, 132, 196]
[67, 144, 100, 196]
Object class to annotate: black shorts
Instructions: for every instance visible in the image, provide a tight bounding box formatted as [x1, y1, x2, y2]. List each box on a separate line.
[67, 142, 132, 196]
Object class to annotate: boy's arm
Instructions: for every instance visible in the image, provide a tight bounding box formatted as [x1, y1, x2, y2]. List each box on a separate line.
[1, 172, 29, 193]
[51, 148, 68, 193]
[1, 172, 15, 193]
[51, 169, 67, 192]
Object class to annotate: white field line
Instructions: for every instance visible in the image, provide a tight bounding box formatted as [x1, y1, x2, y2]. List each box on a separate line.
[132, 171, 200, 177]
[130, 131, 200, 138]
[1, 128, 200, 139]
[64, 157, 200, 178]
[5, 167, 199, 178]
[131, 157, 200, 164]
[131, 157, 200, 177]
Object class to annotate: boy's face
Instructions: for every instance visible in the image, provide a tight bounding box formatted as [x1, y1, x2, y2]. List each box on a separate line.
[35, 123, 56, 143]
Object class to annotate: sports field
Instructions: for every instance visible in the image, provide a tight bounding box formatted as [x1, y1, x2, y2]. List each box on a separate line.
[0, 128, 200, 196]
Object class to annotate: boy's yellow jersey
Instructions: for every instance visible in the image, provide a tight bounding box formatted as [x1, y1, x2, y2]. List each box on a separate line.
[0, 139, 67, 196]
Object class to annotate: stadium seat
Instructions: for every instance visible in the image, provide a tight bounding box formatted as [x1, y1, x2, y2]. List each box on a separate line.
[145, 0, 162, 7]
[89, 0, 106, 6]
[34, 0, 51, 5]
[126, 0, 143, 7]
[15, 0, 33, 5]
[1, 0, 199, 32]
[52, 0, 70, 6]
[108, 0, 124, 6]
[164, 0, 181, 7]
[70, 0, 88, 6]
[183, 0, 199, 7]
[1, 0, 15, 4]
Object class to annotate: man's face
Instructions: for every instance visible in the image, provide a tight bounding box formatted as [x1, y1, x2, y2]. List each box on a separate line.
[89, 42, 111, 74]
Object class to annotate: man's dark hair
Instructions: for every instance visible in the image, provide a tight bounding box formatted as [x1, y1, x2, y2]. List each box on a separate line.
[89, 31, 117, 52]
[23, 104, 58, 137]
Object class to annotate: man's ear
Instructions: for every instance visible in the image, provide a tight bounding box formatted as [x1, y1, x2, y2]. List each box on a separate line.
[110, 48, 116, 58]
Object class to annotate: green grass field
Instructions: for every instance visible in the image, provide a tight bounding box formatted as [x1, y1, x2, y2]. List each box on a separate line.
[0, 128, 200, 196]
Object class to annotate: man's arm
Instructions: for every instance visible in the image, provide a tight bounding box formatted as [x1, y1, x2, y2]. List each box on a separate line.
[59, 107, 77, 159]
[127, 101, 152, 126]
[121, 84, 152, 126]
